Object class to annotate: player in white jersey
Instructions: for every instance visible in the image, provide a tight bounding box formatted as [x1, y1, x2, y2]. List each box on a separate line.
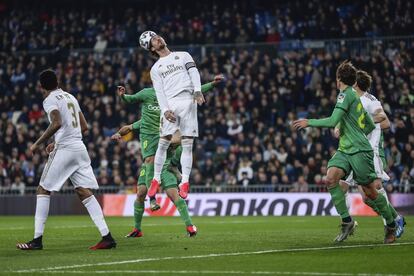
[139, 31, 203, 200]
[338, 70, 405, 237]
[16, 69, 116, 250]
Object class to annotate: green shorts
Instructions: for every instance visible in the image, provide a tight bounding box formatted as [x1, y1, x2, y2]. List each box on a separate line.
[137, 165, 178, 190]
[328, 150, 377, 185]
[140, 133, 159, 160]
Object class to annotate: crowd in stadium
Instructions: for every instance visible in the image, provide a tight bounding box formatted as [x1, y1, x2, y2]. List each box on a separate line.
[1, 0, 413, 52]
[0, 1, 413, 194]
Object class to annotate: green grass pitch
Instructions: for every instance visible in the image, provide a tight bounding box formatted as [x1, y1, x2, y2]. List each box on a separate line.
[0, 216, 413, 275]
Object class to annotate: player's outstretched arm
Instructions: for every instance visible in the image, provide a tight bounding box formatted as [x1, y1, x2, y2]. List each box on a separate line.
[201, 74, 224, 94]
[111, 124, 132, 141]
[30, 110, 62, 154]
[292, 108, 345, 130]
[117, 86, 149, 104]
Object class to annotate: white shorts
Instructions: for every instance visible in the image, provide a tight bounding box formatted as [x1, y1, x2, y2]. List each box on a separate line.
[345, 152, 390, 186]
[40, 145, 99, 192]
[160, 97, 198, 137]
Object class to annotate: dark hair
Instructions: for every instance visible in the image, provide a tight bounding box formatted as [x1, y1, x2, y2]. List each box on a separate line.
[336, 61, 357, 86]
[39, 69, 58, 90]
[356, 70, 372, 91]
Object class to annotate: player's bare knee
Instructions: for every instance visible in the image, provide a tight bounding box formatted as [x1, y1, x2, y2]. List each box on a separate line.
[36, 185, 51, 195]
[161, 135, 172, 141]
[165, 188, 179, 202]
[145, 156, 155, 164]
[374, 179, 383, 190]
[75, 187, 93, 201]
[137, 186, 147, 202]
[338, 180, 349, 193]
[325, 175, 339, 189]
[362, 184, 378, 200]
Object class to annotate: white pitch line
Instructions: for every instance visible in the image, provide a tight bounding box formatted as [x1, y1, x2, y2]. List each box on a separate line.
[13, 242, 414, 273]
[8, 270, 413, 276]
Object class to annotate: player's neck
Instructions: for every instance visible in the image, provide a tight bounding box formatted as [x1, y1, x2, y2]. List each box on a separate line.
[338, 83, 349, 92]
[157, 47, 171, 58]
[355, 88, 364, 97]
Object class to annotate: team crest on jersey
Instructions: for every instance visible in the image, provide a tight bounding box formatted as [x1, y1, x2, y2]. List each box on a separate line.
[337, 93, 346, 103]
[175, 56, 179, 60]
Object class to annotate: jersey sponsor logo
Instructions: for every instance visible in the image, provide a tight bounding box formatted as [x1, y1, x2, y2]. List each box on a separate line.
[147, 104, 160, 111]
[160, 64, 185, 78]
[140, 168, 146, 177]
[337, 93, 346, 103]
[175, 56, 179, 60]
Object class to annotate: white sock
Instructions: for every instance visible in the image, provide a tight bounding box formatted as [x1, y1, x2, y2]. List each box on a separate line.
[154, 139, 171, 181]
[180, 138, 194, 183]
[34, 194, 50, 239]
[82, 195, 109, 236]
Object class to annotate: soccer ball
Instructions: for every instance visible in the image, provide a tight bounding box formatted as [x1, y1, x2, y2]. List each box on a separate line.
[139, 31, 157, 51]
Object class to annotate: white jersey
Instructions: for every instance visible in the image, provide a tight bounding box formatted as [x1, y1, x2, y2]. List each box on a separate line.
[150, 51, 201, 114]
[360, 92, 382, 155]
[42, 88, 84, 149]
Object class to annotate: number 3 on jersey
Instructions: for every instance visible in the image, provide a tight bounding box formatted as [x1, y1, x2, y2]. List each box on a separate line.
[357, 103, 365, 129]
[67, 102, 79, 128]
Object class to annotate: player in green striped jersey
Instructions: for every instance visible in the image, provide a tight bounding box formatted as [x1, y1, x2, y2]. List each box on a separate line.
[293, 61, 397, 244]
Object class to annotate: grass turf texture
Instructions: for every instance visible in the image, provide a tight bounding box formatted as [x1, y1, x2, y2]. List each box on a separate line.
[0, 216, 413, 275]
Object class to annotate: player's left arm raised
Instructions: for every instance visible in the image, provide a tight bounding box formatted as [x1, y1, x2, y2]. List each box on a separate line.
[30, 110, 62, 154]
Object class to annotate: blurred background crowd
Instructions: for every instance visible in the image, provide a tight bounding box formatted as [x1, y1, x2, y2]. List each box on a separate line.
[0, 0, 413, 194]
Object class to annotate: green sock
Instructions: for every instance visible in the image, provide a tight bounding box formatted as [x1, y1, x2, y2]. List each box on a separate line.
[134, 201, 145, 230]
[171, 146, 183, 167]
[146, 163, 155, 187]
[364, 198, 381, 215]
[373, 193, 394, 226]
[328, 185, 351, 220]
[174, 198, 192, 226]
[378, 188, 398, 219]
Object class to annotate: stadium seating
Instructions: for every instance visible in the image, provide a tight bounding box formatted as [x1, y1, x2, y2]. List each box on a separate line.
[0, 1, 413, 194]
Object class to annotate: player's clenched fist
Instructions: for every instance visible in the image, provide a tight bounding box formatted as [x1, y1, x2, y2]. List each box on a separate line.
[193, 91, 205, 105]
[213, 74, 225, 85]
[117, 86, 126, 96]
[111, 133, 122, 141]
[164, 110, 177, 123]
